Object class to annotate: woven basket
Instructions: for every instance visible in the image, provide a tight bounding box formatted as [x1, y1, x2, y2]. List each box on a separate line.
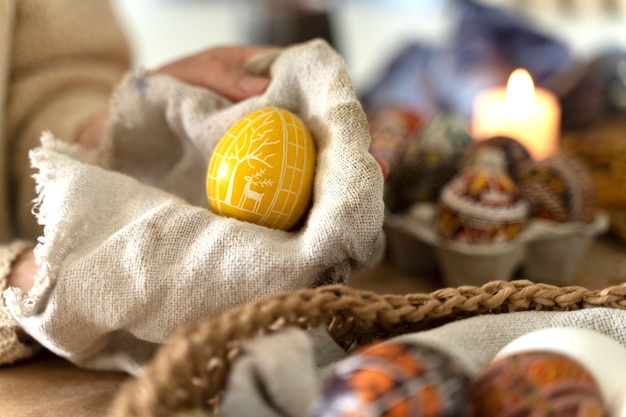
[106, 280, 626, 417]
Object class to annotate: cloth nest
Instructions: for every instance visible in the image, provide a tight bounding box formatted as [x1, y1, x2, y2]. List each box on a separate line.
[9, 39, 385, 374]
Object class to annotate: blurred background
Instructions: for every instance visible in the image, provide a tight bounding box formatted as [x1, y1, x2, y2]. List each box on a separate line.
[110, 0, 450, 91]
[110, 0, 626, 92]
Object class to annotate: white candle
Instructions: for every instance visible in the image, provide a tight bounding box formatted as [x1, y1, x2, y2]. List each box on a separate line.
[470, 68, 561, 160]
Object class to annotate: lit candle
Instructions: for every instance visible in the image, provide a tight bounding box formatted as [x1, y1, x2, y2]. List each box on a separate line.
[470, 68, 561, 160]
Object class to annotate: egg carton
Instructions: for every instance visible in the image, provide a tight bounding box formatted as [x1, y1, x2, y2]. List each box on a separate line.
[384, 203, 609, 287]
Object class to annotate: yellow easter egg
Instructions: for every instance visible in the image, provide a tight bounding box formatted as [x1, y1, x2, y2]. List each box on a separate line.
[206, 107, 316, 230]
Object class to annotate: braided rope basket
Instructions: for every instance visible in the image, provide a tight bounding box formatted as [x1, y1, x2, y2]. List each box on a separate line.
[107, 279, 626, 417]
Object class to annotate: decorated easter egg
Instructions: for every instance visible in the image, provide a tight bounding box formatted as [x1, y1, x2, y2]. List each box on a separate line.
[461, 136, 534, 184]
[413, 112, 474, 163]
[495, 327, 626, 417]
[206, 107, 316, 230]
[367, 105, 424, 177]
[609, 382, 626, 417]
[521, 154, 597, 223]
[313, 341, 473, 417]
[435, 168, 529, 243]
[471, 350, 607, 417]
[385, 112, 473, 213]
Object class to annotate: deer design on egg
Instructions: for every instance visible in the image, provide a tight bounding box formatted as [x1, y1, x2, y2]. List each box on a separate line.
[242, 175, 264, 212]
[238, 169, 274, 213]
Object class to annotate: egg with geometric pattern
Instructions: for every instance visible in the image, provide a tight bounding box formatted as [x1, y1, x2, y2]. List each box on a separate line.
[312, 341, 473, 417]
[435, 168, 529, 243]
[460, 136, 534, 184]
[521, 154, 597, 223]
[206, 107, 316, 230]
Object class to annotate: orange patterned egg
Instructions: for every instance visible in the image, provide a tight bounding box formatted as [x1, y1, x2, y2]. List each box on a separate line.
[471, 351, 607, 417]
[206, 107, 316, 230]
[313, 341, 473, 417]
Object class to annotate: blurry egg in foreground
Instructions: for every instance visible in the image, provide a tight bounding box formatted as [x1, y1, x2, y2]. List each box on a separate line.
[435, 168, 529, 243]
[206, 107, 316, 230]
[472, 350, 606, 417]
[313, 341, 473, 417]
[495, 327, 626, 417]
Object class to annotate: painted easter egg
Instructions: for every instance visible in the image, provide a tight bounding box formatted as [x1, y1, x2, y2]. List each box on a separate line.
[385, 112, 473, 212]
[367, 105, 425, 178]
[206, 107, 316, 230]
[495, 327, 626, 417]
[460, 136, 534, 184]
[435, 168, 529, 243]
[471, 350, 607, 417]
[312, 341, 473, 417]
[609, 383, 626, 417]
[521, 154, 597, 223]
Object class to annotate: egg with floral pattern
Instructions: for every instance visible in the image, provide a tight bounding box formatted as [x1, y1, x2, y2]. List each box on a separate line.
[206, 107, 316, 230]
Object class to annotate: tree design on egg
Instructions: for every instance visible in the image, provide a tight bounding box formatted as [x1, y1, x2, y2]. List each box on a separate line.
[222, 113, 278, 213]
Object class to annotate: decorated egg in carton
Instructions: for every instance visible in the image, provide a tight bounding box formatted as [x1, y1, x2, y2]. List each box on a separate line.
[385, 134, 609, 287]
[385, 156, 609, 288]
[385, 201, 608, 287]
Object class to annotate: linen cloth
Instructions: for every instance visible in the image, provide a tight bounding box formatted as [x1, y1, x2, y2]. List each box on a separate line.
[219, 308, 626, 417]
[4, 39, 385, 375]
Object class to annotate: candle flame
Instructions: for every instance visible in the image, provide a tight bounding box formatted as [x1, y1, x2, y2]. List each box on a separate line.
[505, 68, 535, 121]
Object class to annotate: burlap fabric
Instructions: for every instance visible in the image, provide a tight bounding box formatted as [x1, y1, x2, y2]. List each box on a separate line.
[5, 39, 384, 374]
[106, 280, 626, 416]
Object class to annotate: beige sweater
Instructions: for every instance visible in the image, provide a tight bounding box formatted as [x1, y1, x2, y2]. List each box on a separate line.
[0, 0, 129, 364]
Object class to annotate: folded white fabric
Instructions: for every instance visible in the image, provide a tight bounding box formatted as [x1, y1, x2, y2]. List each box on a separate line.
[4, 39, 385, 374]
[219, 308, 626, 417]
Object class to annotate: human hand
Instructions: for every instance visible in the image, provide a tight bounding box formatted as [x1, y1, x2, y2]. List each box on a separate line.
[7, 249, 37, 294]
[153, 45, 274, 102]
[74, 45, 274, 149]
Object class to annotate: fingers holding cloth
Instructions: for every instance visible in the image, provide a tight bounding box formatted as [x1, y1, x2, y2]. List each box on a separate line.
[9, 39, 385, 373]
